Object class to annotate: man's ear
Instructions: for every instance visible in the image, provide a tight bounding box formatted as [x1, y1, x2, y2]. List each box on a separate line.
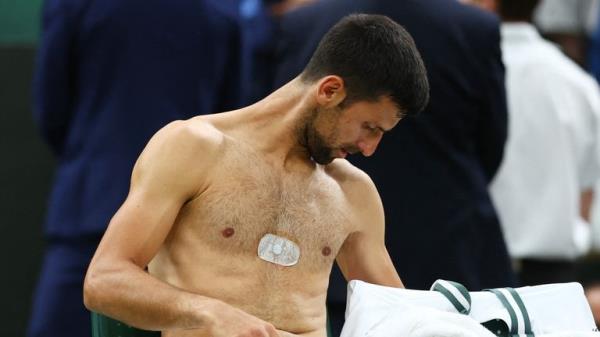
[315, 76, 347, 108]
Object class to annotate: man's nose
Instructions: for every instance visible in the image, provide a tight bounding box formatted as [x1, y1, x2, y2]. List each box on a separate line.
[358, 134, 383, 157]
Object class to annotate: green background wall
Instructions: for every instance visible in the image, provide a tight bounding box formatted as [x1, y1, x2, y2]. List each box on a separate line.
[1, 1, 53, 336]
[0, 0, 43, 44]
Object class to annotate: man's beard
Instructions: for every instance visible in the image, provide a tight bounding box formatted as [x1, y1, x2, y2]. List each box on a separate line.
[306, 124, 335, 165]
[302, 106, 358, 165]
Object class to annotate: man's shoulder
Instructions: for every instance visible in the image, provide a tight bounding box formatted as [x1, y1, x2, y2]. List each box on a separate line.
[326, 159, 366, 180]
[325, 160, 378, 197]
[169, 116, 223, 140]
[131, 118, 226, 191]
[150, 117, 226, 159]
[325, 160, 384, 227]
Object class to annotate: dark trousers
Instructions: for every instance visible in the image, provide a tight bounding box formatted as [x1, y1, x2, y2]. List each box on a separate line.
[327, 301, 346, 337]
[27, 238, 100, 337]
[517, 258, 578, 286]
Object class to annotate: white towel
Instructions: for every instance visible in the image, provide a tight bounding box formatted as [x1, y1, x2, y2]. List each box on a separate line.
[341, 280, 599, 337]
[538, 333, 600, 337]
[363, 305, 498, 337]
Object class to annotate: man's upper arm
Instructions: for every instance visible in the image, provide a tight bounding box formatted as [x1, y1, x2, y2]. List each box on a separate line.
[92, 121, 221, 268]
[335, 168, 403, 288]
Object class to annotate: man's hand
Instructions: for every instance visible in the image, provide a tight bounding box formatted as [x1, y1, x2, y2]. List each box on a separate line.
[206, 301, 280, 337]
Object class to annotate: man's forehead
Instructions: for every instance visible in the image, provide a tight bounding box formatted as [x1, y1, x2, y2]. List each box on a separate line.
[342, 96, 402, 121]
[371, 96, 402, 115]
[373, 97, 403, 121]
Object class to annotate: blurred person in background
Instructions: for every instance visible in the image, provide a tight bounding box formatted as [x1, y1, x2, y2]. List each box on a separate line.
[479, 0, 600, 326]
[469, 0, 600, 327]
[28, 0, 250, 336]
[534, 0, 600, 327]
[468, 0, 600, 296]
[273, 0, 515, 335]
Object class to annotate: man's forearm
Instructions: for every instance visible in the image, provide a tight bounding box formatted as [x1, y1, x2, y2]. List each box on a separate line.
[580, 189, 594, 221]
[84, 260, 215, 331]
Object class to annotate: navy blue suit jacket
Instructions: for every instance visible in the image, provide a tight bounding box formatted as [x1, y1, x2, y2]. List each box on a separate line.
[33, 0, 244, 239]
[273, 0, 516, 300]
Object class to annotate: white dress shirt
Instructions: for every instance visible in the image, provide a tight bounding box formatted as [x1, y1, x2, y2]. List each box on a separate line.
[490, 23, 600, 260]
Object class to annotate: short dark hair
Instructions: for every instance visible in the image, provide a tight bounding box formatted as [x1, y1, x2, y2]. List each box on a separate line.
[300, 14, 429, 117]
[498, 0, 540, 22]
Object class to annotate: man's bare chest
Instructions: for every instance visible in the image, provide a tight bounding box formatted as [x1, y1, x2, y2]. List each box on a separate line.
[173, 157, 353, 270]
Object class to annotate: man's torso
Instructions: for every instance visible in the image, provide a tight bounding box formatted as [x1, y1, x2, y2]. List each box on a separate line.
[148, 118, 360, 336]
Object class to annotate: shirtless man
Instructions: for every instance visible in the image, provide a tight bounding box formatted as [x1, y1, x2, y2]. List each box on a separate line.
[83, 14, 429, 337]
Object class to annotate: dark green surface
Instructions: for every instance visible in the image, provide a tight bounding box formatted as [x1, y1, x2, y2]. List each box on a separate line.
[92, 313, 161, 337]
[481, 319, 510, 337]
[0, 46, 53, 336]
[0, 0, 43, 45]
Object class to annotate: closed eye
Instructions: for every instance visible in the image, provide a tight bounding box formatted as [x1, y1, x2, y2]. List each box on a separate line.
[363, 122, 377, 131]
[363, 122, 387, 134]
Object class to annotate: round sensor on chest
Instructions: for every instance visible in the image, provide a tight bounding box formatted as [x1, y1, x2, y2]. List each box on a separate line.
[257, 233, 300, 267]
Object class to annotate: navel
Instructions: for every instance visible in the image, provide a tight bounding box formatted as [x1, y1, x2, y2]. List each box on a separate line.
[222, 227, 235, 238]
[322, 246, 332, 256]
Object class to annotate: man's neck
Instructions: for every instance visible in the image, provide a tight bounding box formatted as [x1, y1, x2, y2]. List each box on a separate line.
[235, 78, 318, 171]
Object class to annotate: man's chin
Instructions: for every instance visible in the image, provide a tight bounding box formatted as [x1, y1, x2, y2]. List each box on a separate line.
[311, 155, 335, 165]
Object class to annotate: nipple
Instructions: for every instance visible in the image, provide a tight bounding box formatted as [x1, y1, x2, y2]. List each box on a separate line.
[322, 246, 331, 256]
[222, 227, 235, 238]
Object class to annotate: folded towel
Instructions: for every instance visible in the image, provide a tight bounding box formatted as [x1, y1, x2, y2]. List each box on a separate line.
[341, 280, 598, 337]
[365, 305, 498, 337]
[537, 333, 600, 337]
